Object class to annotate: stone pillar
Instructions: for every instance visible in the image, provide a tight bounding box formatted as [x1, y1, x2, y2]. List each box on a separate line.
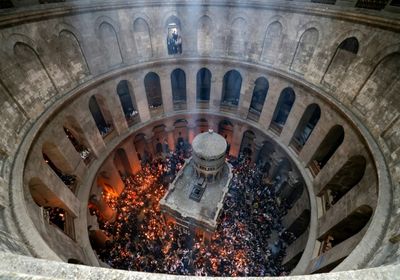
[166, 126, 176, 152]
[280, 95, 307, 146]
[258, 78, 286, 130]
[186, 65, 197, 111]
[238, 73, 253, 118]
[230, 124, 245, 158]
[210, 72, 222, 112]
[134, 77, 151, 123]
[98, 82, 128, 136]
[188, 120, 196, 144]
[159, 70, 173, 114]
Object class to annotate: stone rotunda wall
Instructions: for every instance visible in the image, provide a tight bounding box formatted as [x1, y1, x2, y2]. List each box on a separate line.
[0, 0, 399, 278]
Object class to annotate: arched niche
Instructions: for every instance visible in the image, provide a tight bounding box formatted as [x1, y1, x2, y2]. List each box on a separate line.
[58, 30, 89, 83]
[218, 120, 234, 153]
[221, 70, 242, 108]
[290, 28, 319, 74]
[290, 103, 321, 153]
[171, 68, 187, 110]
[174, 119, 188, 150]
[13, 42, 57, 107]
[98, 22, 122, 68]
[197, 15, 213, 54]
[322, 37, 359, 90]
[239, 130, 255, 158]
[153, 124, 168, 154]
[308, 125, 345, 177]
[354, 52, 400, 114]
[117, 80, 139, 126]
[248, 77, 269, 120]
[195, 118, 209, 135]
[261, 21, 283, 63]
[269, 87, 296, 135]
[133, 17, 152, 58]
[256, 141, 275, 173]
[228, 17, 247, 56]
[144, 72, 163, 116]
[133, 133, 148, 162]
[113, 148, 132, 178]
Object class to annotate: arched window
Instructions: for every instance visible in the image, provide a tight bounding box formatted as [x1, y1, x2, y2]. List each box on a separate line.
[290, 104, 321, 153]
[309, 125, 345, 177]
[113, 148, 132, 178]
[196, 68, 212, 107]
[269, 87, 296, 135]
[248, 77, 269, 120]
[320, 156, 366, 209]
[89, 95, 113, 137]
[322, 37, 359, 89]
[290, 28, 319, 74]
[144, 72, 163, 116]
[117, 80, 139, 126]
[42, 142, 77, 192]
[166, 16, 182, 55]
[171, 68, 187, 110]
[221, 70, 242, 108]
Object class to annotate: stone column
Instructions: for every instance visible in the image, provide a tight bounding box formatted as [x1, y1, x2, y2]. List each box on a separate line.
[166, 126, 176, 152]
[238, 72, 253, 118]
[230, 124, 245, 158]
[159, 69, 173, 114]
[186, 65, 197, 111]
[188, 120, 196, 144]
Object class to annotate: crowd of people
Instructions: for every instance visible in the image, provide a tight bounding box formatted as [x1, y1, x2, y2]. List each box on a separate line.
[92, 149, 295, 276]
